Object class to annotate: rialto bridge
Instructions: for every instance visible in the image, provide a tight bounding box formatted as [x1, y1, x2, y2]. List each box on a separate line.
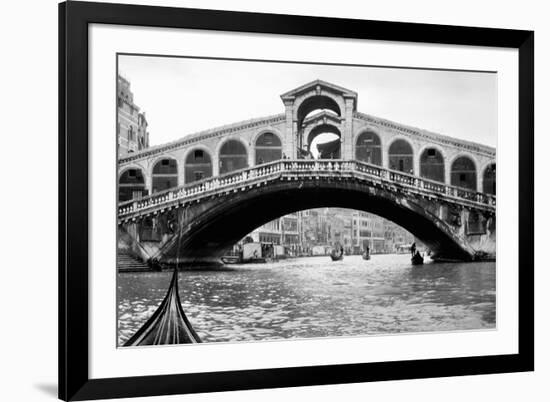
[117, 80, 496, 266]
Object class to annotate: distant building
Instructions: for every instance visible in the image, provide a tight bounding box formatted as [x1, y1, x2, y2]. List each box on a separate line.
[243, 208, 415, 256]
[384, 221, 415, 253]
[351, 211, 386, 254]
[325, 208, 354, 253]
[117, 75, 150, 157]
[281, 213, 301, 253]
[249, 219, 281, 245]
[300, 209, 329, 252]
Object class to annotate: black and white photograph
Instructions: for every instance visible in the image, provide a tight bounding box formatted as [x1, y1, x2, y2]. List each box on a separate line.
[116, 55, 497, 347]
[1, 0, 544, 400]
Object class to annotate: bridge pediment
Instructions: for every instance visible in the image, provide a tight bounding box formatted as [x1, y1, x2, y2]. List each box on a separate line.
[280, 79, 358, 111]
[302, 110, 342, 127]
[281, 79, 357, 99]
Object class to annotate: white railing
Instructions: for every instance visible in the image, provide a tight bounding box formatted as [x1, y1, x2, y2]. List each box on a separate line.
[118, 159, 496, 219]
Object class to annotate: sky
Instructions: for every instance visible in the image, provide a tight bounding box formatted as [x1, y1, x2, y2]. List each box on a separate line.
[119, 55, 497, 148]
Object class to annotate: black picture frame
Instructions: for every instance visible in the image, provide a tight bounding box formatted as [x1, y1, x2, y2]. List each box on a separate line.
[59, 1, 534, 400]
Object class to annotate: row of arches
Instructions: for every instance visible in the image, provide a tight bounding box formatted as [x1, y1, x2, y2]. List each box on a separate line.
[119, 133, 280, 202]
[119, 132, 495, 202]
[354, 131, 495, 194]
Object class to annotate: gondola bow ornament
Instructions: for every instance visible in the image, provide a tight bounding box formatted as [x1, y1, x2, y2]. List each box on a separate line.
[124, 267, 201, 346]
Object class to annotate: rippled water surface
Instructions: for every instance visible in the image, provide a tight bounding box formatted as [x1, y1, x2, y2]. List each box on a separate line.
[118, 254, 495, 345]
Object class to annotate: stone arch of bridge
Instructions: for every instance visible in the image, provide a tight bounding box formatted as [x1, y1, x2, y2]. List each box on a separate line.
[158, 178, 479, 264]
[302, 115, 341, 143]
[252, 128, 284, 165]
[150, 156, 178, 193]
[182, 146, 214, 184]
[418, 143, 447, 184]
[118, 165, 147, 202]
[481, 162, 496, 195]
[353, 127, 384, 166]
[305, 123, 342, 159]
[215, 137, 251, 175]
[294, 93, 344, 127]
[450, 153, 478, 191]
[293, 94, 345, 156]
[387, 136, 416, 174]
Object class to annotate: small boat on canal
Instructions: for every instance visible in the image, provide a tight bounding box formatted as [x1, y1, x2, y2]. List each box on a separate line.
[330, 247, 344, 261]
[124, 267, 201, 346]
[362, 251, 371, 260]
[220, 255, 242, 264]
[411, 251, 424, 265]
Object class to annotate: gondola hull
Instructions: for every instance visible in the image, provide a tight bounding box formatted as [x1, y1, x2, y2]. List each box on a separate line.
[124, 268, 201, 346]
[411, 253, 424, 265]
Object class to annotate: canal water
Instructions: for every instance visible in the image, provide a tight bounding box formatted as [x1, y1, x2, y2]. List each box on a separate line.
[117, 254, 496, 346]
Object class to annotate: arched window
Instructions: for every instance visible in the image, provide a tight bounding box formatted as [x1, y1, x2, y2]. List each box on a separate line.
[219, 140, 248, 174]
[255, 132, 282, 165]
[185, 149, 213, 183]
[388, 139, 414, 173]
[483, 163, 496, 195]
[420, 148, 445, 183]
[118, 168, 146, 202]
[355, 131, 382, 165]
[152, 158, 178, 193]
[451, 156, 477, 191]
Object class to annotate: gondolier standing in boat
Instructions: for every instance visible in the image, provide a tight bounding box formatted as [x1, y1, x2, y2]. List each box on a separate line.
[410, 242, 416, 256]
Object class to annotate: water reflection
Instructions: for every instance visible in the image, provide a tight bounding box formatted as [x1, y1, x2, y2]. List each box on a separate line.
[118, 254, 495, 345]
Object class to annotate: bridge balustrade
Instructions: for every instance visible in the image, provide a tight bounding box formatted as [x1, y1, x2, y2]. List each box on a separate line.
[421, 180, 446, 194]
[118, 159, 496, 219]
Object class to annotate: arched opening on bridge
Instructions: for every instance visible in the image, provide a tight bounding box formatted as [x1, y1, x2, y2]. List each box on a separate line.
[388, 139, 414, 173]
[226, 208, 415, 258]
[355, 131, 382, 166]
[118, 168, 147, 202]
[420, 148, 445, 183]
[483, 163, 496, 195]
[255, 132, 282, 165]
[163, 177, 478, 263]
[185, 149, 213, 183]
[219, 140, 248, 174]
[308, 124, 341, 159]
[152, 158, 178, 193]
[451, 156, 477, 191]
[297, 96, 341, 127]
[297, 96, 341, 157]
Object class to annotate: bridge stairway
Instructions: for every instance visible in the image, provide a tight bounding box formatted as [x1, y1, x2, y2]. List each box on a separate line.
[117, 251, 150, 272]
